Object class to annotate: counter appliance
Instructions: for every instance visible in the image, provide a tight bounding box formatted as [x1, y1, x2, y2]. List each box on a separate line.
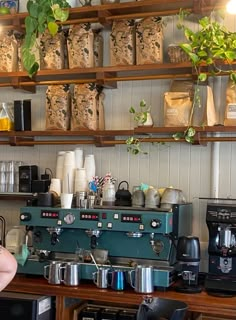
[18, 204, 192, 290]
[205, 203, 236, 295]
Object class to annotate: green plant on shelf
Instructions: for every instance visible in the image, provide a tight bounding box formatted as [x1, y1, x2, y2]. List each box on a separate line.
[23, 0, 70, 77]
[129, 99, 153, 127]
[178, 9, 236, 86]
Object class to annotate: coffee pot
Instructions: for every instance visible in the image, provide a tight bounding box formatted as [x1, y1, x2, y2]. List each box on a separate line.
[115, 181, 132, 206]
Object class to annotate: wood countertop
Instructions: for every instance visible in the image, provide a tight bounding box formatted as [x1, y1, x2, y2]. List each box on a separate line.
[3, 275, 236, 319]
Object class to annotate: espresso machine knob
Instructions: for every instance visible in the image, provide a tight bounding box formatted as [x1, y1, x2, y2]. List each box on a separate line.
[20, 212, 31, 221]
[150, 219, 161, 228]
[64, 213, 75, 225]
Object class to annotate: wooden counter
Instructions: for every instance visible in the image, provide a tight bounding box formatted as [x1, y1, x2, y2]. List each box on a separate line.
[4, 275, 236, 320]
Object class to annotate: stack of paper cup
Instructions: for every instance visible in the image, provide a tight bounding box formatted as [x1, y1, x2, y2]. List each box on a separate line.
[84, 154, 95, 183]
[56, 151, 65, 181]
[74, 148, 83, 169]
[74, 168, 87, 193]
[62, 151, 75, 194]
[49, 178, 61, 196]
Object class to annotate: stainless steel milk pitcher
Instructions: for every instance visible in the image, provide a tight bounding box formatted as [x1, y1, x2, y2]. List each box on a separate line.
[59, 262, 80, 286]
[93, 267, 110, 288]
[44, 261, 63, 285]
[129, 265, 154, 293]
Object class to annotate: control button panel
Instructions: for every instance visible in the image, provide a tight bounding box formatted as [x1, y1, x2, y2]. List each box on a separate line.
[41, 210, 59, 219]
[80, 213, 99, 221]
[121, 214, 142, 223]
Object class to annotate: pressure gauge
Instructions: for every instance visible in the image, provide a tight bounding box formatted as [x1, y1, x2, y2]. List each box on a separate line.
[64, 213, 75, 225]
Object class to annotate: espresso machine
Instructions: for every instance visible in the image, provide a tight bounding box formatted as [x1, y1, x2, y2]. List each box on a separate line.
[205, 203, 236, 295]
[18, 203, 192, 290]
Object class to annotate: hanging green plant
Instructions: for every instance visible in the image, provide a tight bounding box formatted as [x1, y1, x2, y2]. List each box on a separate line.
[172, 127, 196, 144]
[126, 136, 148, 155]
[23, 0, 70, 77]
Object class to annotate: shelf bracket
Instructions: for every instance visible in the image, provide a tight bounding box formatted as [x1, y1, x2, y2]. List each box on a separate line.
[98, 10, 112, 26]
[193, 0, 215, 14]
[192, 132, 208, 146]
[94, 136, 115, 147]
[9, 136, 35, 147]
[96, 72, 117, 88]
[11, 77, 36, 93]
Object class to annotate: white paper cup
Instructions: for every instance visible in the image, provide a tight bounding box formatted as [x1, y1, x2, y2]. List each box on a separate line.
[74, 148, 83, 169]
[49, 178, 61, 196]
[60, 193, 73, 209]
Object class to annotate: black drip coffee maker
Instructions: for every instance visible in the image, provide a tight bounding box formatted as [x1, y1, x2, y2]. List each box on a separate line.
[175, 236, 202, 293]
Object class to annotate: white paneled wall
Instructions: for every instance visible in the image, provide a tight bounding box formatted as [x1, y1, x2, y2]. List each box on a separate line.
[1, 13, 236, 272]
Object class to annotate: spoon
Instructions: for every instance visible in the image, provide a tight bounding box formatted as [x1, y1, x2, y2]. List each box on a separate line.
[90, 251, 99, 270]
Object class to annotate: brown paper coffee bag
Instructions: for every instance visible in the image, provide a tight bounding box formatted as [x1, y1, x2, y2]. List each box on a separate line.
[224, 79, 236, 126]
[164, 92, 192, 127]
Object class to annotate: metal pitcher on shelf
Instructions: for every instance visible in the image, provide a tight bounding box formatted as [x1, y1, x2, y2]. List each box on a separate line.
[128, 265, 154, 294]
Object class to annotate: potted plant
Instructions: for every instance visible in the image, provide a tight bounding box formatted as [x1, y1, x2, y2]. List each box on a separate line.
[171, 9, 236, 144]
[22, 0, 70, 77]
[178, 9, 236, 85]
[129, 99, 153, 127]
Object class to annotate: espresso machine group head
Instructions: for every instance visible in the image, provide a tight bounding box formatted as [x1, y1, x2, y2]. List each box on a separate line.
[175, 235, 202, 293]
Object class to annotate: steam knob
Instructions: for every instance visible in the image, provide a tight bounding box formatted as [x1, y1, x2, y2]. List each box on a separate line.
[150, 219, 161, 228]
[20, 212, 31, 221]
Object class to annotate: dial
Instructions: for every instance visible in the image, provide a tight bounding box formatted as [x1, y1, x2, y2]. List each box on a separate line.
[20, 212, 31, 221]
[150, 219, 161, 228]
[64, 213, 75, 225]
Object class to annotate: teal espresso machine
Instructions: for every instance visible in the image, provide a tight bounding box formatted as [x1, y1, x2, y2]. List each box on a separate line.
[19, 204, 192, 290]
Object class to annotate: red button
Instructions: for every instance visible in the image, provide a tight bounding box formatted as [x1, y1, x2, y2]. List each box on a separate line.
[102, 213, 107, 219]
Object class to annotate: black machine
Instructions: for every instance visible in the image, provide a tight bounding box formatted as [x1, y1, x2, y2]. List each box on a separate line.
[0, 292, 54, 320]
[205, 203, 236, 295]
[175, 236, 201, 293]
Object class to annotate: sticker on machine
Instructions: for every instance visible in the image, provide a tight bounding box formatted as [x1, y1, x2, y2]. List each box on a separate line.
[38, 297, 51, 315]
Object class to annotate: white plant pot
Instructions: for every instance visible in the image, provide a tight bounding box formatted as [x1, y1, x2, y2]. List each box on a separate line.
[138, 112, 153, 127]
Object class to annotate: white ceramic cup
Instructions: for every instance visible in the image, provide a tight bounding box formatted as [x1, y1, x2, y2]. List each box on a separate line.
[60, 193, 73, 209]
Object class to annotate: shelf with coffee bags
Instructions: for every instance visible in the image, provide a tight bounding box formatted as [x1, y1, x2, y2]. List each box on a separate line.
[0, 0, 225, 30]
[0, 62, 195, 90]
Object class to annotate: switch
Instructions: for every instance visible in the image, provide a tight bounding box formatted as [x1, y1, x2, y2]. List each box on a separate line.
[107, 222, 113, 229]
[139, 224, 144, 230]
[113, 213, 119, 220]
[20, 212, 31, 221]
[97, 222, 102, 228]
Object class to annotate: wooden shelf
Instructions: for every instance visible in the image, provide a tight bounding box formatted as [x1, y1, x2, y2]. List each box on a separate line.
[0, 192, 32, 201]
[0, 0, 230, 90]
[0, 126, 236, 146]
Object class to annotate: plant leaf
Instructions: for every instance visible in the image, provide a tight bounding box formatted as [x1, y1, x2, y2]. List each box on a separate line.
[48, 21, 58, 36]
[172, 132, 183, 140]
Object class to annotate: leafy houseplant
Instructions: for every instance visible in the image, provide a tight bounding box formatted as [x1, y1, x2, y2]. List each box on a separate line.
[129, 99, 153, 127]
[178, 10, 236, 85]
[23, 0, 70, 77]
[126, 99, 154, 154]
[171, 10, 236, 144]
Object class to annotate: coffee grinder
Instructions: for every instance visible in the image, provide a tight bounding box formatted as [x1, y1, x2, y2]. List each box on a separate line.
[205, 203, 236, 295]
[175, 235, 202, 293]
